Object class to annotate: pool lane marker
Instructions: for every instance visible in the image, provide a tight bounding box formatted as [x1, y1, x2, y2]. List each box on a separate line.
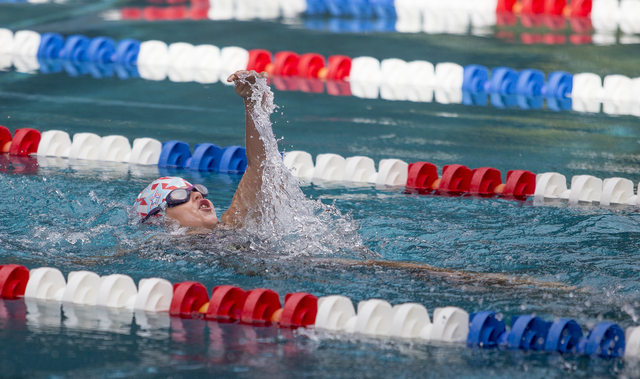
[2, 29, 639, 118]
[0, 263, 633, 359]
[3, 125, 640, 207]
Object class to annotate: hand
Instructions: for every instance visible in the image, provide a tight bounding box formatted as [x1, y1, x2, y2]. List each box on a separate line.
[227, 70, 268, 99]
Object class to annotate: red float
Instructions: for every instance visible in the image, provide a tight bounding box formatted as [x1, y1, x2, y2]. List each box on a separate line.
[205, 285, 247, 321]
[497, 0, 517, 12]
[326, 81, 351, 96]
[247, 49, 272, 73]
[0, 265, 29, 300]
[470, 168, 503, 196]
[569, 34, 592, 45]
[544, 0, 566, 15]
[570, 17, 592, 33]
[274, 51, 300, 76]
[521, 0, 545, 14]
[496, 12, 517, 26]
[437, 164, 471, 194]
[569, 0, 592, 17]
[298, 53, 326, 78]
[121, 8, 143, 19]
[503, 170, 536, 198]
[326, 55, 351, 81]
[163, 5, 187, 20]
[280, 292, 317, 327]
[543, 15, 567, 30]
[0, 126, 11, 153]
[241, 288, 281, 323]
[9, 129, 40, 157]
[143, 7, 166, 21]
[272, 77, 299, 91]
[297, 78, 325, 93]
[406, 162, 438, 191]
[170, 281, 209, 318]
[520, 14, 544, 28]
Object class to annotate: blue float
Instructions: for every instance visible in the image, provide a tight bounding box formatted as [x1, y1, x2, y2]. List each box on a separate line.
[86, 37, 116, 63]
[515, 69, 545, 97]
[463, 91, 488, 107]
[85, 62, 114, 79]
[62, 60, 89, 77]
[468, 311, 507, 348]
[114, 63, 140, 80]
[58, 35, 91, 61]
[505, 315, 551, 350]
[187, 143, 223, 171]
[324, 0, 351, 17]
[370, 0, 396, 19]
[484, 67, 518, 95]
[516, 95, 544, 110]
[490, 93, 517, 109]
[37, 33, 64, 59]
[219, 146, 248, 173]
[543, 71, 573, 99]
[544, 318, 582, 353]
[462, 65, 489, 93]
[305, 0, 328, 15]
[112, 39, 141, 65]
[346, 0, 373, 18]
[37, 59, 64, 74]
[158, 141, 192, 168]
[578, 322, 625, 358]
[546, 97, 572, 112]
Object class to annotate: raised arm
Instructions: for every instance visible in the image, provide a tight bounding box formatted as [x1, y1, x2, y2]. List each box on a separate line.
[221, 70, 268, 226]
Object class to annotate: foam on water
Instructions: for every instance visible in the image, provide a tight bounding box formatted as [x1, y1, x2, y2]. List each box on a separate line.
[230, 72, 369, 258]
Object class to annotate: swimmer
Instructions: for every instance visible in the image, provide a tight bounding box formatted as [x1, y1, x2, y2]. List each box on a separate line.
[134, 70, 268, 230]
[131, 70, 574, 292]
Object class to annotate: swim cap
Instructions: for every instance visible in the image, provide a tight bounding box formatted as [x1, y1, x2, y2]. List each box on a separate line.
[134, 176, 192, 219]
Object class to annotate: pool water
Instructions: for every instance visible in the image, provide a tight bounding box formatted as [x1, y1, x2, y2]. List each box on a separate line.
[2, 1, 640, 378]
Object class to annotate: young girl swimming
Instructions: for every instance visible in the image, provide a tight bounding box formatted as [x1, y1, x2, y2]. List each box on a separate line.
[134, 70, 269, 231]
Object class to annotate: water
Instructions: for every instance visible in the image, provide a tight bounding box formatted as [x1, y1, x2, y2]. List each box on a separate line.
[2, 2, 640, 378]
[230, 71, 366, 257]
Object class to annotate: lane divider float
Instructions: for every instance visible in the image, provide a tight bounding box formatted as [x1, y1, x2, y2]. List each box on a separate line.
[1, 29, 639, 118]
[0, 263, 636, 360]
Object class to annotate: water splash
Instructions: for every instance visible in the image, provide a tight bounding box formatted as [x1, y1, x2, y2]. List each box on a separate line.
[233, 72, 369, 258]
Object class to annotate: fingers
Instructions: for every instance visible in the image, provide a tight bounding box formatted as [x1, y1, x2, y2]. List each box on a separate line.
[228, 70, 266, 83]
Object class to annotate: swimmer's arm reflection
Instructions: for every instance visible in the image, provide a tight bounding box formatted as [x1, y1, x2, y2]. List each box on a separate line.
[220, 70, 268, 227]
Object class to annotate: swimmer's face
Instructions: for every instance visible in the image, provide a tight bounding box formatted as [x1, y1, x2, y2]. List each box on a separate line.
[164, 188, 218, 230]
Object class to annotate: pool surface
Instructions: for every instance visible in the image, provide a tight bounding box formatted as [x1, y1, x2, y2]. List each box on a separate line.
[2, 1, 640, 378]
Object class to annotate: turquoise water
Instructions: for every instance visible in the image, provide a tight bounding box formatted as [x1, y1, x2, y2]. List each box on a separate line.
[2, 1, 640, 378]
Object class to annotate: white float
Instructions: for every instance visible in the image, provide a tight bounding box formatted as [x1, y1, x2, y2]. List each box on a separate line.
[315, 295, 356, 331]
[626, 326, 640, 358]
[168, 42, 196, 68]
[313, 153, 346, 182]
[37, 130, 72, 157]
[349, 56, 381, 83]
[601, 178, 637, 206]
[534, 172, 567, 202]
[0, 29, 13, 55]
[283, 150, 315, 181]
[564, 175, 603, 205]
[128, 138, 162, 165]
[434, 63, 464, 90]
[96, 135, 132, 162]
[344, 299, 393, 337]
[220, 46, 249, 82]
[133, 278, 173, 312]
[419, 306, 469, 342]
[24, 267, 66, 301]
[192, 44, 222, 72]
[376, 159, 409, 186]
[66, 133, 102, 160]
[620, 0, 640, 34]
[97, 274, 138, 309]
[572, 73, 603, 100]
[601, 75, 634, 102]
[591, 0, 621, 34]
[344, 156, 377, 183]
[61, 270, 101, 306]
[13, 30, 41, 57]
[138, 40, 170, 67]
[389, 303, 431, 339]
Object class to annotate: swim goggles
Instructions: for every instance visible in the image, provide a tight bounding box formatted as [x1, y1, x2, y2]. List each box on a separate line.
[140, 184, 209, 224]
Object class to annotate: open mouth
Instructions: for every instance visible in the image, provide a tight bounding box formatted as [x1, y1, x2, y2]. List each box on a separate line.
[198, 199, 212, 211]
